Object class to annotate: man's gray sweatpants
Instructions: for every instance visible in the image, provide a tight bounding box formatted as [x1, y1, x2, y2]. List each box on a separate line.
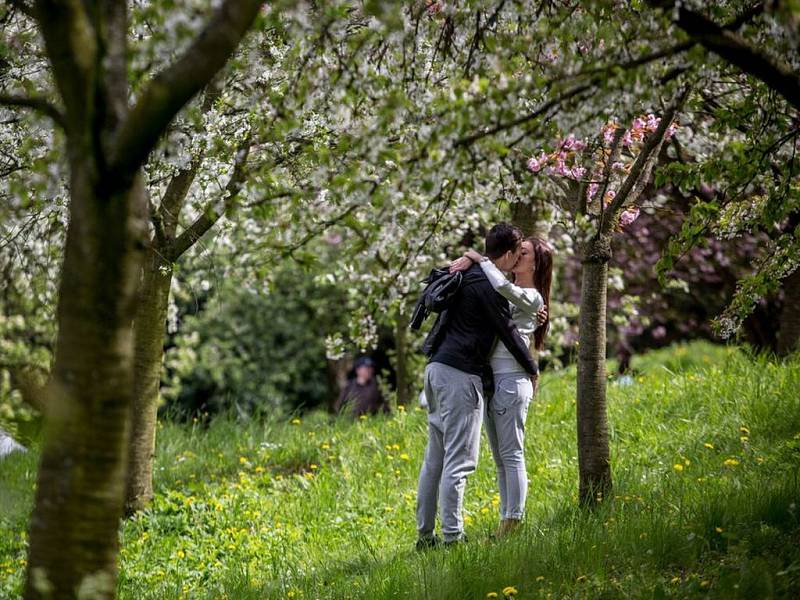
[416, 362, 484, 542]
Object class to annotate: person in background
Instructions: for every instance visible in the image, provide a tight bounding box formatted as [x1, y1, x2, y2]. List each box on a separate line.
[334, 356, 390, 418]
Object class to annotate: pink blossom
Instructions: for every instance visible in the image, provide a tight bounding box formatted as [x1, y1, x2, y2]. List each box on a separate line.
[611, 161, 625, 173]
[426, 1, 442, 15]
[631, 117, 646, 131]
[561, 134, 585, 151]
[603, 189, 616, 206]
[602, 124, 618, 145]
[645, 114, 660, 131]
[587, 181, 599, 201]
[527, 151, 548, 173]
[665, 121, 679, 139]
[622, 131, 632, 146]
[570, 165, 586, 179]
[619, 207, 640, 227]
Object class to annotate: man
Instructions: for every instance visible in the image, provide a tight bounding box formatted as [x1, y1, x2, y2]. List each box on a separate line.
[415, 223, 539, 548]
[334, 356, 390, 418]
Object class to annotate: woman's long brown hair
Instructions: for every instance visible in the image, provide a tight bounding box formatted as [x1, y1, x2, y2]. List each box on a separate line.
[529, 237, 554, 351]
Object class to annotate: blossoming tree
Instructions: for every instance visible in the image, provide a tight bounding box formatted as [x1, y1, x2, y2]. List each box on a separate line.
[0, 0, 267, 596]
[526, 91, 688, 504]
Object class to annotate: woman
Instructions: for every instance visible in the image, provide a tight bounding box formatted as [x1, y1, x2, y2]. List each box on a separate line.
[450, 237, 553, 536]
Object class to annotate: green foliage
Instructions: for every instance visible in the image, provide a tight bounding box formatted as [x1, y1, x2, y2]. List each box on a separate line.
[163, 263, 349, 417]
[3, 342, 800, 599]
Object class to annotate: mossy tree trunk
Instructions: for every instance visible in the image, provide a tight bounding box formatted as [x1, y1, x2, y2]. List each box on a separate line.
[576, 236, 613, 505]
[124, 249, 172, 515]
[20, 2, 265, 597]
[394, 311, 411, 407]
[123, 134, 250, 516]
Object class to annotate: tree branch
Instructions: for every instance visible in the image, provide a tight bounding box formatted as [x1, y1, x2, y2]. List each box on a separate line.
[594, 127, 625, 222]
[651, 2, 799, 111]
[107, 0, 263, 183]
[6, 0, 35, 19]
[602, 87, 690, 234]
[33, 0, 96, 131]
[167, 139, 251, 261]
[454, 80, 594, 148]
[154, 81, 224, 245]
[0, 93, 66, 128]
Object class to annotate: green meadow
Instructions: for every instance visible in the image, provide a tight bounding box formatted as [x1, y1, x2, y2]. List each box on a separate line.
[2, 342, 799, 599]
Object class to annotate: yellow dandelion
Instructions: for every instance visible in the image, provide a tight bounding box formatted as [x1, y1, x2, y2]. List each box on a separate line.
[502, 586, 518, 596]
[255, 466, 264, 473]
[715, 527, 723, 533]
[321, 443, 330, 450]
[359, 415, 368, 421]
[176, 549, 185, 559]
[392, 443, 401, 450]
[310, 464, 318, 470]
[670, 576, 680, 584]
[740, 426, 750, 434]
[576, 575, 588, 583]
[399, 453, 410, 461]
[740, 436, 749, 442]
[684, 458, 691, 466]
[398, 405, 406, 412]
[480, 507, 490, 514]
[723, 458, 740, 467]
[487, 593, 498, 599]
[703, 443, 714, 449]
[535, 576, 545, 582]
[290, 418, 301, 425]
[239, 456, 247, 464]
[700, 580, 710, 589]
[673, 464, 684, 472]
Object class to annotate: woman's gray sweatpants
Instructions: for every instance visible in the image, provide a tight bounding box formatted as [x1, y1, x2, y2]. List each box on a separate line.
[416, 362, 484, 542]
[485, 372, 534, 519]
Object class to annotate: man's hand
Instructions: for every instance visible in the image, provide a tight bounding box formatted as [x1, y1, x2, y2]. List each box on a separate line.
[537, 305, 548, 326]
[449, 256, 473, 273]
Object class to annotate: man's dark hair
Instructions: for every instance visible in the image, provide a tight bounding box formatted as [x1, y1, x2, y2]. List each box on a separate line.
[485, 222, 523, 259]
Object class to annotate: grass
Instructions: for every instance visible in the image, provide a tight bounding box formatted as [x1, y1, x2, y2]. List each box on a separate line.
[1, 341, 800, 599]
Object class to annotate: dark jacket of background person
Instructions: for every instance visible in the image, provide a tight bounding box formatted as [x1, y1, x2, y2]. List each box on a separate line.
[429, 263, 538, 377]
[334, 377, 390, 417]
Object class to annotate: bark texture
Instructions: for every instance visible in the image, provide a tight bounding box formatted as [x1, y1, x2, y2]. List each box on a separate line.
[511, 200, 549, 237]
[576, 237, 613, 506]
[23, 0, 264, 595]
[24, 171, 147, 600]
[124, 250, 173, 515]
[394, 312, 411, 406]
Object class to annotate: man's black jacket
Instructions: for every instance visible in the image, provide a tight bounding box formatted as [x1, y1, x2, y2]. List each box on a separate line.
[428, 263, 538, 377]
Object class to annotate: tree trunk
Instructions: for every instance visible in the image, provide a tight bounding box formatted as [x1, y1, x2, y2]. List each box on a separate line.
[24, 170, 146, 600]
[576, 236, 613, 506]
[327, 358, 350, 414]
[124, 248, 173, 515]
[394, 311, 410, 406]
[777, 268, 800, 356]
[510, 199, 549, 237]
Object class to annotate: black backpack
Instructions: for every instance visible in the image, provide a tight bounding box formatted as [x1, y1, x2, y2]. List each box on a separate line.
[409, 267, 463, 330]
[409, 267, 464, 357]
